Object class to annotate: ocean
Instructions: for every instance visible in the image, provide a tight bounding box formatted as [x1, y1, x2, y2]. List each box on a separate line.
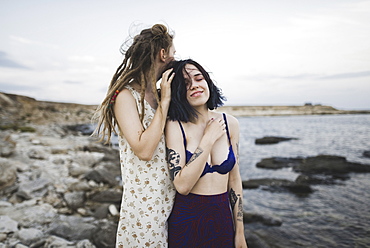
[239, 114, 370, 247]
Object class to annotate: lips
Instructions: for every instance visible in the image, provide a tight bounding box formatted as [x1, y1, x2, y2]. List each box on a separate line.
[190, 91, 203, 97]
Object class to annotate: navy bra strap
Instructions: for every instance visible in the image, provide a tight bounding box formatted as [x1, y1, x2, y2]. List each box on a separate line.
[178, 121, 187, 148]
[222, 113, 231, 144]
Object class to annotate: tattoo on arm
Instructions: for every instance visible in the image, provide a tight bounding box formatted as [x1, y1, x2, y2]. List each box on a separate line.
[185, 147, 203, 166]
[229, 188, 238, 210]
[237, 195, 243, 222]
[166, 148, 182, 181]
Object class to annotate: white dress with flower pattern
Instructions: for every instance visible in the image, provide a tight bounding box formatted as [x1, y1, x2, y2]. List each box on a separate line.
[116, 85, 175, 248]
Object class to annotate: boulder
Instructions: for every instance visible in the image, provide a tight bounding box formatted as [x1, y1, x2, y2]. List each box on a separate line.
[255, 136, 297, 145]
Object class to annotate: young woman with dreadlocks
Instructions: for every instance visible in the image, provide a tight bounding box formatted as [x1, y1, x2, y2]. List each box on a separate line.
[93, 24, 176, 247]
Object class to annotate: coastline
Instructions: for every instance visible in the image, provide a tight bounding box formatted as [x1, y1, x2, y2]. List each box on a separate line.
[1, 92, 369, 126]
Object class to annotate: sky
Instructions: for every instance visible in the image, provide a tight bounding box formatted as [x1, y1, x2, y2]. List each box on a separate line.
[1, 0, 370, 110]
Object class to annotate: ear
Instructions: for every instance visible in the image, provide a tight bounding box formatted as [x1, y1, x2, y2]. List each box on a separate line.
[159, 48, 167, 62]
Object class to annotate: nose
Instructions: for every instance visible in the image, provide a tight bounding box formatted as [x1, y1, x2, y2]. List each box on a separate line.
[189, 80, 199, 90]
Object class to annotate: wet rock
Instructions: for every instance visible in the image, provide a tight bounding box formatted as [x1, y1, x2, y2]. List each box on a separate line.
[296, 155, 370, 174]
[243, 212, 282, 226]
[84, 168, 118, 186]
[256, 157, 302, 170]
[363, 150, 370, 158]
[242, 178, 313, 195]
[0, 215, 18, 233]
[64, 191, 86, 210]
[255, 136, 297, 145]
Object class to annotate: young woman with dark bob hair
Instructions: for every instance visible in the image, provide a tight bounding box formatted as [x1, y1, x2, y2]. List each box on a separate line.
[165, 59, 248, 247]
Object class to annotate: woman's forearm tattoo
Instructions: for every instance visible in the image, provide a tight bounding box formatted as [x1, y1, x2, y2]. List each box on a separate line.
[230, 188, 243, 222]
[229, 188, 238, 210]
[237, 195, 243, 222]
[185, 147, 203, 166]
[166, 148, 181, 181]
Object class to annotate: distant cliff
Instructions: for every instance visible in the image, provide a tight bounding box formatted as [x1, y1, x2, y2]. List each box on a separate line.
[218, 105, 370, 117]
[0, 92, 97, 126]
[1, 92, 369, 126]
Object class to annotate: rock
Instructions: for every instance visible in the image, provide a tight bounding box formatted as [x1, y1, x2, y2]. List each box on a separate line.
[65, 124, 95, 136]
[255, 136, 297, 145]
[64, 191, 86, 210]
[16, 177, 50, 200]
[0, 215, 18, 233]
[256, 157, 302, 170]
[363, 151, 370, 158]
[243, 212, 283, 226]
[91, 220, 117, 248]
[89, 189, 122, 203]
[27, 147, 49, 160]
[0, 203, 58, 228]
[48, 215, 97, 241]
[295, 155, 370, 174]
[0, 158, 17, 190]
[242, 178, 313, 195]
[0, 134, 16, 157]
[16, 227, 44, 246]
[84, 168, 118, 186]
[43, 235, 76, 247]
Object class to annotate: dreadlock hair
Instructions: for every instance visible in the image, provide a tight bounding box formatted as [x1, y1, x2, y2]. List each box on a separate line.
[168, 59, 226, 123]
[92, 24, 174, 144]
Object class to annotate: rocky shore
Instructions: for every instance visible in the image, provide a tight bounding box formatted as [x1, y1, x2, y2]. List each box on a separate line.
[1, 92, 370, 248]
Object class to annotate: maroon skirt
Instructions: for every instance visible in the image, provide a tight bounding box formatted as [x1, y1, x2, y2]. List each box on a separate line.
[168, 192, 234, 248]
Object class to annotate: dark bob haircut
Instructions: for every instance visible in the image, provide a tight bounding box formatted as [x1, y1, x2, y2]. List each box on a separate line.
[167, 59, 226, 122]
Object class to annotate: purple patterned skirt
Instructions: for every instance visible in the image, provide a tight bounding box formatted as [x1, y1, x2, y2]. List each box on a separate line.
[168, 192, 234, 248]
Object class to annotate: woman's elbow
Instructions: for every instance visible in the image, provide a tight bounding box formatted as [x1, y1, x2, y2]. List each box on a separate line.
[135, 150, 154, 161]
[174, 184, 191, 196]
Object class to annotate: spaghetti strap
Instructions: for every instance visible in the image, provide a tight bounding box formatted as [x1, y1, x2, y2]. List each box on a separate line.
[222, 113, 231, 144]
[178, 121, 187, 148]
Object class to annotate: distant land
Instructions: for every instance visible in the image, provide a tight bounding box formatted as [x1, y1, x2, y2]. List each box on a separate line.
[1, 92, 369, 126]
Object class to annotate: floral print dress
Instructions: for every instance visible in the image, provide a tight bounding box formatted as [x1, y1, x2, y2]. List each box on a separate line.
[116, 85, 175, 247]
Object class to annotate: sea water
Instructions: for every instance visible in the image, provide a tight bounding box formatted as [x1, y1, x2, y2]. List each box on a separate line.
[239, 114, 370, 247]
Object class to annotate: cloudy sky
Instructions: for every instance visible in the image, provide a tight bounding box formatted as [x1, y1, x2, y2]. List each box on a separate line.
[1, 0, 369, 109]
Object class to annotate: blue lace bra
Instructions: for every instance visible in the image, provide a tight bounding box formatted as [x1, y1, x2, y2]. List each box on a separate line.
[178, 113, 236, 177]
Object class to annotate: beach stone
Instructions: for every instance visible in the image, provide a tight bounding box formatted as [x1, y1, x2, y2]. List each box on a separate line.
[43, 235, 76, 247]
[243, 212, 282, 226]
[91, 220, 117, 248]
[27, 147, 48, 160]
[255, 136, 297, 145]
[84, 168, 118, 186]
[16, 177, 50, 200]
[0, 158, 17, 190]
[89, 189, 122, 203]
[64, 191, 86, 210]
[48, 215, 97, 241]
[76, 239, 97, 248]
[0, 135, 16, 157]
[16, 227, 44, 245]
[0, 215, 18, 233]
[73, 151, 104, 167]
[3, 203, 58, 228]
